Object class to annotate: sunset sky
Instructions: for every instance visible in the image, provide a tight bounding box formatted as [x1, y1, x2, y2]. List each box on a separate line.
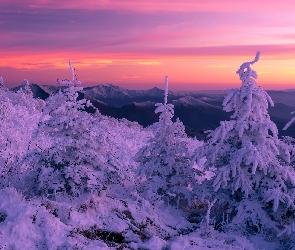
[2, 0, 295, 90]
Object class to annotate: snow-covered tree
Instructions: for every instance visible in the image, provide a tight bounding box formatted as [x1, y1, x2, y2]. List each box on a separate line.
[193, 52, 295, 231]
[135, 76, 197, 207]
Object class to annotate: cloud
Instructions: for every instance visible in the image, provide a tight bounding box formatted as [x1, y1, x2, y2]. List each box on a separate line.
[274, 34, 295, 40]
[0, 8, 200, 53]
[2, 0, 295, 13]
[138, 44, 295, 59]
[283, 71, 295, 75]
[1, 2, 294, 59]
[206, 65, 229, 68]
[119, 75, 142, 79]
[0, 53, 164, 71]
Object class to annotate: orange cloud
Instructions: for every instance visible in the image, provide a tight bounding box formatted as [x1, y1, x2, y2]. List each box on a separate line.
[119, 75, 142, 79]
[0, 53, 163, 70]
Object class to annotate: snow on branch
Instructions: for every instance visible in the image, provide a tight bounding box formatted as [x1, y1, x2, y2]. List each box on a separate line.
[164, 76, 168, 105]
[21, 79, 29, 87]
[236, 51, 260, 87]
[57, 60, 83, 85]
[283, 111, 295, 130]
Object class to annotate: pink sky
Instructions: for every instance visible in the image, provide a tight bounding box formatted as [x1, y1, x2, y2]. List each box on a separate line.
[1, 0, 295, 90]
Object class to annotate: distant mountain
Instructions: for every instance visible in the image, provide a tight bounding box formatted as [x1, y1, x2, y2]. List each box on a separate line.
[172, 96, 215, 108]
[8, 83, 295, 139]
[172, 96, 230, 138]
[83, 84, 177, 108]
[267, 90, 295, 108]
[268, 103, 295, 137]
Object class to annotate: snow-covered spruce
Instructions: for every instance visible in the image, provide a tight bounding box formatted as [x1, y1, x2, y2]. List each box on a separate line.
[135, 76, 198, 208]
[193, 52, 295, 233]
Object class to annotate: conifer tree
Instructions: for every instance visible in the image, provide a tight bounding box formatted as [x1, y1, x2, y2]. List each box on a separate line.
[193, 52, 295, 231]
[135, 76, 197, 207]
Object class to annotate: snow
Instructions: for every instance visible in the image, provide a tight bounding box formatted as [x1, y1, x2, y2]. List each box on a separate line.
[164, 76, 169, 105]
[173, 96, 214, 107]
[133, 101, 155, 107]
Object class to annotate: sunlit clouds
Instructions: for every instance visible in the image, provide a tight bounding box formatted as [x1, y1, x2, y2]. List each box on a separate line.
[1, 0, 295, 89]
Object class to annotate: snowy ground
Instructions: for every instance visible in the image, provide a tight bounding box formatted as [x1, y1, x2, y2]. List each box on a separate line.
[0, 187, 283, 250]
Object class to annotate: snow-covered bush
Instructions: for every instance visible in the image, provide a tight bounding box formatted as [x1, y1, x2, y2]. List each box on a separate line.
[193, 52, 295, 233]
[18, 86, 149, 199]
[19, 87, 111, 198]
[0, 87, 44, 189]
[94, 115, 150, 188]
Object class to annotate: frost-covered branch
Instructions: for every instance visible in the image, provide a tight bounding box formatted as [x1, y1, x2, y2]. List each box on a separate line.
[205, 198, 217, 227]
[283, 111, 295, 130]
[164, 76, 168, 105]
[236, 51, 260, 87]
[21, 79, 29, 87]
[21, 79, 32, 94]
[0, 76, 4, 88]
[57, 60, 83, 86]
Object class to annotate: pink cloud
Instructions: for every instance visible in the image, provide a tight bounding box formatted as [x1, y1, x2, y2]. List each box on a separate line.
[2, 0, 295, 13]
[137, 44, 295, 59]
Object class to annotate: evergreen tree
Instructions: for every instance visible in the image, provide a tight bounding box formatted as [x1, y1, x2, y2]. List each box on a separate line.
[135, 76, 197, 207]
[193, 52, 295, 231]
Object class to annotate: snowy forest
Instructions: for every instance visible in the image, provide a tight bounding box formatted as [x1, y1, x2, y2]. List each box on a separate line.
[1, 52, 295, 250]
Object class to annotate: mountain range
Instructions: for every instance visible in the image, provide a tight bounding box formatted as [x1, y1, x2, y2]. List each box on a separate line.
[10, 83, 295, 139]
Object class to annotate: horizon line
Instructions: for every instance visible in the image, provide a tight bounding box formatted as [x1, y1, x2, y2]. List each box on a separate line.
[7, 82, 295, 92]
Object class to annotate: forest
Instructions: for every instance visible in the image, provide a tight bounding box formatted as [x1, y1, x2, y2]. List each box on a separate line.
[0, 52, 295, 249]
